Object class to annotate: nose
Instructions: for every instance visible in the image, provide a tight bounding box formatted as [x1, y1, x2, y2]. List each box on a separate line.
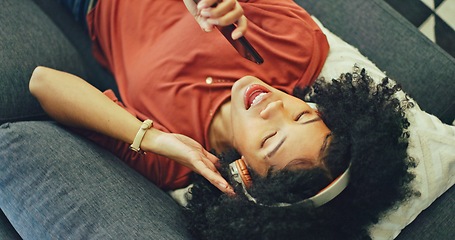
[260, 100, 284, 119]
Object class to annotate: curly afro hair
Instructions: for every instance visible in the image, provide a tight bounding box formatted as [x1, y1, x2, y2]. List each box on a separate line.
[184, 67, 418, 240]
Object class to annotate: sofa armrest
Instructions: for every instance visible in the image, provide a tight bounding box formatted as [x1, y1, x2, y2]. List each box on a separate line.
[0, 0, 87, 124]
[295, 0, 455, 124]
[32, 0, 120, 97]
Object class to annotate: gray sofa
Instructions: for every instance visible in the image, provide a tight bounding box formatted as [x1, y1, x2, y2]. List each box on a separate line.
[0, 0, 454, 239]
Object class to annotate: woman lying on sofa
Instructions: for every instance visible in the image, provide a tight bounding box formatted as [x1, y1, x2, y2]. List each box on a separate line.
[28, 0, 454, 239]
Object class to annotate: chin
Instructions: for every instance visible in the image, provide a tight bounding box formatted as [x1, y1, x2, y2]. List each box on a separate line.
[232, 76, 267, 107]
[232, 76, 259, 92]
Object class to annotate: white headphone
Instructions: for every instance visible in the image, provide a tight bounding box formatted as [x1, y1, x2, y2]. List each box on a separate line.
[229, 159, 351, 208]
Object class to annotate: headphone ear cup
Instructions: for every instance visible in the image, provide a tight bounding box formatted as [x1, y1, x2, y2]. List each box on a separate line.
[235, 159, 252, 188]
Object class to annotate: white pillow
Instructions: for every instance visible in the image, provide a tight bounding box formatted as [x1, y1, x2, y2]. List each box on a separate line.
[313, 17, 455, 240]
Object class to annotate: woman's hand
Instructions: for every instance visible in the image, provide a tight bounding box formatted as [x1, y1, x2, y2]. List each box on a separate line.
[183, 0, 247, 40]
[144, 129, 235, 195]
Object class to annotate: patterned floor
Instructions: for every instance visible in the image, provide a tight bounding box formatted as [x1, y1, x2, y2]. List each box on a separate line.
[385, 0, 455, 58]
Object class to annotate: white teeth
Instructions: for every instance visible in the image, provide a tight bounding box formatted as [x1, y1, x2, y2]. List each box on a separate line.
[252, 92, 267, 106]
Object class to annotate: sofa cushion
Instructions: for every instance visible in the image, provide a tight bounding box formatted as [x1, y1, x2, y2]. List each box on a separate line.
[0, 121, 193, 239]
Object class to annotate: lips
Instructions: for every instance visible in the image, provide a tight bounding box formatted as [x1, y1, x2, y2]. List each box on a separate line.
[244, 84, 270, 110]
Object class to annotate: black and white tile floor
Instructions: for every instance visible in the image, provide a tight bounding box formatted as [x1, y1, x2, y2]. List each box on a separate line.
[385, 0, 455, 58]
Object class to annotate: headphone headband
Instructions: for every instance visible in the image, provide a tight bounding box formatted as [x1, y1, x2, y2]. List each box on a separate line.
[229, 159, 351, 208]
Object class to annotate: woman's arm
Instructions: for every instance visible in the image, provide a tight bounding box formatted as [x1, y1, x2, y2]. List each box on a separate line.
[29, 66, 234, 194]
[29, 67, 142, 144]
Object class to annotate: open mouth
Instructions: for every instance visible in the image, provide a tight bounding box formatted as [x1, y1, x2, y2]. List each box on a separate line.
[244, 84, 270, 110]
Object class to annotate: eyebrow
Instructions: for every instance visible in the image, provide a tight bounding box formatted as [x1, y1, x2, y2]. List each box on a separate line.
[266, 137, 286, 159]
[266, 117, 322, 159]
[301, 116, 321, 125]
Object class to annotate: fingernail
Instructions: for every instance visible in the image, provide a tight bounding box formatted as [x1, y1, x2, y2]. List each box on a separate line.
[198, 1, 209, 9]
[201, 22, 212, 32]
[227, 188, 236, 196]
[200, 9, 211, 17]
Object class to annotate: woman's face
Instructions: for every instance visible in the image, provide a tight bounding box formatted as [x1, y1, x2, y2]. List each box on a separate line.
[230, 76, 331, 176]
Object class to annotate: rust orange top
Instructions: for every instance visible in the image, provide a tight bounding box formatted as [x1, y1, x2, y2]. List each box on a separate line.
[85, 0, 329, 190]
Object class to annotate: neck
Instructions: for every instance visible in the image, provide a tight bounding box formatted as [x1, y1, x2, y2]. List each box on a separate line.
[208, 101, 233, 153]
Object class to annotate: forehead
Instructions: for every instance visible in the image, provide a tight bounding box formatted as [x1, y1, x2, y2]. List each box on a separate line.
[256, 120, 331, 175]
[279, 120, 330, 157]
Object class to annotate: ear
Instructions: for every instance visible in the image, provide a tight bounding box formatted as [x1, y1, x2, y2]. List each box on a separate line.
[241, 156, 249, 166]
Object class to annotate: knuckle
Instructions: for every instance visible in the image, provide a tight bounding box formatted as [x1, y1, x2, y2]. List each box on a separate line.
[237, 6, 244, 15]
[216, 18, 227, 25]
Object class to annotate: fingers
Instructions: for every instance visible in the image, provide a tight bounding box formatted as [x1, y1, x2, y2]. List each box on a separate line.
[197, 0, 247, 38]
[157, 132, 235, 195]
[203, 149, 221, 168]
[195, 160, 235, 195]
[199, 153, 219, 173]
[232, 15, 247, 40]
[203, 0, 243, 25]
[192, 150, 235, 195]
[195, 0, 218, 9]
[183, 0, 198, 16]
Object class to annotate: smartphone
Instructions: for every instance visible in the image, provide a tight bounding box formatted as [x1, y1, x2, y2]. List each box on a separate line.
[193, 0, 264, 64]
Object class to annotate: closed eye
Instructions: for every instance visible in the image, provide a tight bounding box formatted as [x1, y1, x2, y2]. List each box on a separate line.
[261, 132, 277, 148]
[294, 110, 310, 121]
